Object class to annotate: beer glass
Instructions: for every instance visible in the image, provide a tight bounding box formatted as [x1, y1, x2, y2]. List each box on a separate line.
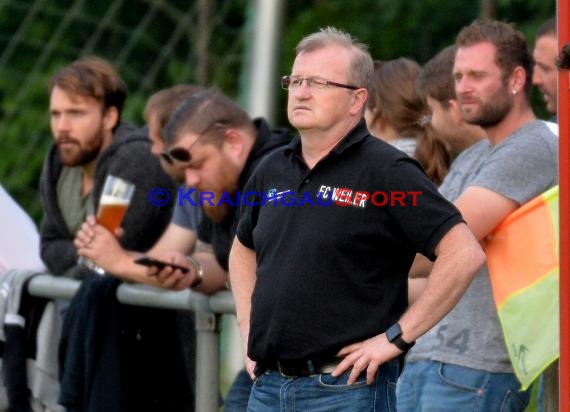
[78, 175, 135, 275]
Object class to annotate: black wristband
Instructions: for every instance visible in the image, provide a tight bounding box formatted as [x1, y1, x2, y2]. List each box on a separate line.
[385, 322, 415, 352]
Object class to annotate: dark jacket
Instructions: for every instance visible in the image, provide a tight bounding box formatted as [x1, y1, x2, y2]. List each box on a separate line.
[39, 123, 176, 277]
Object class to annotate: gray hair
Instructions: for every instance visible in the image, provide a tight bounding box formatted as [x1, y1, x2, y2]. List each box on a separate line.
[295, 26, 373, 91]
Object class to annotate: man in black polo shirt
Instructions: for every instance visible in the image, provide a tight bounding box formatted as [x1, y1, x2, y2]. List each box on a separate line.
[229, 27, 485, 411]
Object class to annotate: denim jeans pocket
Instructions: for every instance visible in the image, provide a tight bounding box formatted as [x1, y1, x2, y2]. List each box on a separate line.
[438, 363, 485, 392]
[317, 370, 368, 390]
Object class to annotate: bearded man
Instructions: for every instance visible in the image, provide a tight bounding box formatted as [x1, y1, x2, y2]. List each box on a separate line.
[39, 56, 176, 278]
[140, 88, 295, 295]
[38, 56, 188, 412]
[145, 88, 295, 410]
[397, 20, 558, 412]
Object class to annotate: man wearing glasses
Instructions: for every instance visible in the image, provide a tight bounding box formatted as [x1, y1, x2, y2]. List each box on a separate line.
[229, 27, 485, 411]
[77, 87, 296, 410]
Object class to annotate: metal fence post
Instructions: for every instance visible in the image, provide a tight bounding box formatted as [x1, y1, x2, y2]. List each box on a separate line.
[195, 311, 221, 412]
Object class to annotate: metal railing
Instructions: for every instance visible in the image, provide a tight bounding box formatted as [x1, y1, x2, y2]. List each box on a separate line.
[27, 274, 235, 412]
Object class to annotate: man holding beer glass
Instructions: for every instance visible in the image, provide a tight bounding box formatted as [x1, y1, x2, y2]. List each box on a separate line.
[38, 56, 191, 411]
[40, 56, 176, 280]
[77, 174, 135, 275]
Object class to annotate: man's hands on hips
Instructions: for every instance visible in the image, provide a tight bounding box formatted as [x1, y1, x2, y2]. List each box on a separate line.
[332, 333, 401, 384]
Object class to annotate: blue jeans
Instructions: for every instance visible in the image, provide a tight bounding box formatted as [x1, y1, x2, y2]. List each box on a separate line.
[224, 368, 254, 411]
[247, 359, 399, 412]
[396, 360, 530, 412]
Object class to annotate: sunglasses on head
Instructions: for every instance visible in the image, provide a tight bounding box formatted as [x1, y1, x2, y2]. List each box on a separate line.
[159, 124, 216, 165]
[160, 147, 192, 165]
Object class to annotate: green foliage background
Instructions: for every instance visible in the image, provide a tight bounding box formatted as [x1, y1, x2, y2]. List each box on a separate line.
[0, 0, 556, 224]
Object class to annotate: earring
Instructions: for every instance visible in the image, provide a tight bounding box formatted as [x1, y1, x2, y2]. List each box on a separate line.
[512, 90, 517, 95]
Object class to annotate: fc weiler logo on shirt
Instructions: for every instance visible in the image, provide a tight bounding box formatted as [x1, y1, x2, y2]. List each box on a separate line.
[317, 185, 422, 208]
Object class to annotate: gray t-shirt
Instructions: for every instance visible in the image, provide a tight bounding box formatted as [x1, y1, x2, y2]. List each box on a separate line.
[56, 167, 94, 235]
[407, 120, 558, 373]
[171, 186, 202, 231]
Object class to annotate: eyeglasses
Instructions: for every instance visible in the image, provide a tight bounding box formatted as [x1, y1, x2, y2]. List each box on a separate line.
[281, 75, 359, 91]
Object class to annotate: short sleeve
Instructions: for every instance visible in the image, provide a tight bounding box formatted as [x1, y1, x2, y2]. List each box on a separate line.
[469, 134, 557, 205]
[172, 188, 202, 231]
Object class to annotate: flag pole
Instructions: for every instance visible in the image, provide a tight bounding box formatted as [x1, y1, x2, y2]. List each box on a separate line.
[557, 1, 569, 410]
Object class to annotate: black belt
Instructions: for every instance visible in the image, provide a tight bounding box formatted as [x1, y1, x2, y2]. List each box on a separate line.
[261, 357, 342, 377]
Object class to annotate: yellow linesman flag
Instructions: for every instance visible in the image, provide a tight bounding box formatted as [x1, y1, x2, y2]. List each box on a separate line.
[485, 185, 559, 390]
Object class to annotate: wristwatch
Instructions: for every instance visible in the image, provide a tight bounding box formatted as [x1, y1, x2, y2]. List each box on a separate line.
[186, 256, 204, 289]
[385, 322, 415, 352]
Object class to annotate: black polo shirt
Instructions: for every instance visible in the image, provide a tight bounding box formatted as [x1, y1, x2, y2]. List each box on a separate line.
[236, 120, 463, 364]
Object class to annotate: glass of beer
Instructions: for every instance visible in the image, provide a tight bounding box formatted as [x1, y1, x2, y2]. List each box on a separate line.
[78, 175, 135, 275]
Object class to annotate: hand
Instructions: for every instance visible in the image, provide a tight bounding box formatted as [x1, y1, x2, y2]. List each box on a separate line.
[240, 337, 256, 379]
[149, 251, 200, 291]
[74, 216, 128, 273]
[74, 215, 98, 249]
[245, 356, 257, 380]
[331, 333, 401, 385]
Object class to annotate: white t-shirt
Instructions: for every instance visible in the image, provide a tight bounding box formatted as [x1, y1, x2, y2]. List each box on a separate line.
[0, 184, 44, 271]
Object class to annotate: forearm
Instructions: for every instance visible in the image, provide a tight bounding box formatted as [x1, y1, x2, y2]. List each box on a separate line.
[117, 224, 198, 286]
[191, 251, 228, 294]
[399, 224, 485, 343]
[148, 224, 197, 256]
[228, 238, 257, 352]
[74, 222, 159, 285]
[105, 251, 163, 286]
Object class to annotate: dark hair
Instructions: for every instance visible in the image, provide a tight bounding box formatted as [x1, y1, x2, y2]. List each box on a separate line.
[367, 58, 451, 185]
[49, 56, 127, 130]
[536, 17, 556, 40]
[163, 88, 254, 146]
[144, 84, 205, 140]
[416, 45, 457, 108]
[557, 43, 570, 70]
[456, 20, 534, 98]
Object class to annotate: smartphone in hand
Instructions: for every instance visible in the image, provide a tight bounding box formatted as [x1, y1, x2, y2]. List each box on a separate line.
[134, 256, 189, 274]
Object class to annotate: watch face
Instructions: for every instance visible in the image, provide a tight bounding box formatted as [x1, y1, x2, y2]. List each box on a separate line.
[386, 323, 402, 342]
